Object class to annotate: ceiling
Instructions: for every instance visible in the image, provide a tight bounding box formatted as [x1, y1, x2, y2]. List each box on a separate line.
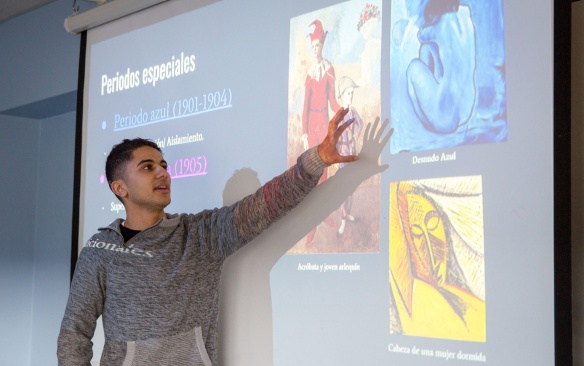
[2, 0, 582, 24]
[0, 0, 58, 24]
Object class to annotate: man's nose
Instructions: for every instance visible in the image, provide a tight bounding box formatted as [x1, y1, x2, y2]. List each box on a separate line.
[156, 165, 169, 177]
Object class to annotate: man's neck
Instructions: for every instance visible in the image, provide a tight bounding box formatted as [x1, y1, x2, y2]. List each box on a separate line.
[123, 210, 166, 231]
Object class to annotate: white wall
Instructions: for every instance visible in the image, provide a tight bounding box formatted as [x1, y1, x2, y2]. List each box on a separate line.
[0, 116, 40, 366]
[0, 115, 76, 366]
[29, 112, 76, 365]
[0, 1, 82, 111]
[0, 1, 80, 365]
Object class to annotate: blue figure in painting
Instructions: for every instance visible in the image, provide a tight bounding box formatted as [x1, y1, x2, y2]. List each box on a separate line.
[406, 0, 476, 134]
[390, 0, 507, 153]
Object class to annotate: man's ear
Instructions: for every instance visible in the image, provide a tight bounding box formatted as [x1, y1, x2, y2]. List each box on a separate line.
[110, 179, 128, 199]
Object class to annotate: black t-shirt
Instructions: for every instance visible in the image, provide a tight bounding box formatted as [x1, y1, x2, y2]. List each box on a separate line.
[120, 224, 141, 242]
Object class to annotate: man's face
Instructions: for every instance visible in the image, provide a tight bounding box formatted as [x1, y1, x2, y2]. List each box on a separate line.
[115, 146, 171, 213]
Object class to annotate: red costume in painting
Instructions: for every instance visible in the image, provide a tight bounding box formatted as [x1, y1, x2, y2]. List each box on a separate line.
[303, 61, 341, 149]
[302, 19, 341, 245]
[302, 20, 341, 183]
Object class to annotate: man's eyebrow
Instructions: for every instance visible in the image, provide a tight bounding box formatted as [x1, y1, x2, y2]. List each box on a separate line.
[136, 159, 168, 167]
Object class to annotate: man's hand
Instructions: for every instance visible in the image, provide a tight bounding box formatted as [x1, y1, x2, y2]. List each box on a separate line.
[317, 108, 359, 166]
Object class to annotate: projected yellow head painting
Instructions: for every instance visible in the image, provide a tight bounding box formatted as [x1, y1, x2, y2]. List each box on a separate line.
[389, 176, 486, 342]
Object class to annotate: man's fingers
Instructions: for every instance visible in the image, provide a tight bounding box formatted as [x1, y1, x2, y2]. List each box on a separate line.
[334, 118, 355, 139]
[333, 108, 349, 122]
[331, 108, 350, 131]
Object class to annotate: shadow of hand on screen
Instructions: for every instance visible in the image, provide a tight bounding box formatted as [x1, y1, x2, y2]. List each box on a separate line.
[219, 118, 391, 366]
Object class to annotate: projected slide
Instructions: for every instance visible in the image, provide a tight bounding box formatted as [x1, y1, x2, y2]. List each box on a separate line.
[82, 25, 238, 242]
[79, 0, 557, 364]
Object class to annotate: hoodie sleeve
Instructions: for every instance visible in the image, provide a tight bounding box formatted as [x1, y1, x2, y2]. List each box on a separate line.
[190, 146, 326, 258]
[57, 247, 106, 365]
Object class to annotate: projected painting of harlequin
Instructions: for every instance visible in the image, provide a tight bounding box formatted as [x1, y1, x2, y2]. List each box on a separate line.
[287, 1, 382, 254]
[389, 0, 507, 154]
[389, 176, 486, 342]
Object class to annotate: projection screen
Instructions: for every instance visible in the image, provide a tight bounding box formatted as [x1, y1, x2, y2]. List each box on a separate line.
[73, 0, 572, 364]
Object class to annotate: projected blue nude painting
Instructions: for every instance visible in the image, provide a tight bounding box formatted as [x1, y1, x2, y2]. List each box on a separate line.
[389, 0, 507, 154]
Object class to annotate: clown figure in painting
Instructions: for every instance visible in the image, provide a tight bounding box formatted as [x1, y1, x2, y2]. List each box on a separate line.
[336, 76, 363, 236]
[302, 19, 342, 245]
[302, 19, 342, 174]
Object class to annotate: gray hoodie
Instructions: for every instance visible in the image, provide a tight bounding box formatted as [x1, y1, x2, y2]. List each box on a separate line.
[58, 146, 326, 365]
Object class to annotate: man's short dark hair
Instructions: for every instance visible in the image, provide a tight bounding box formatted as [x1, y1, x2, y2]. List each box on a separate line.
[105, 138, 162, 196]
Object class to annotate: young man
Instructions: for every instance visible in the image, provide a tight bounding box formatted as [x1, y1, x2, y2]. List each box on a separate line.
[58, 108, 359, 365]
